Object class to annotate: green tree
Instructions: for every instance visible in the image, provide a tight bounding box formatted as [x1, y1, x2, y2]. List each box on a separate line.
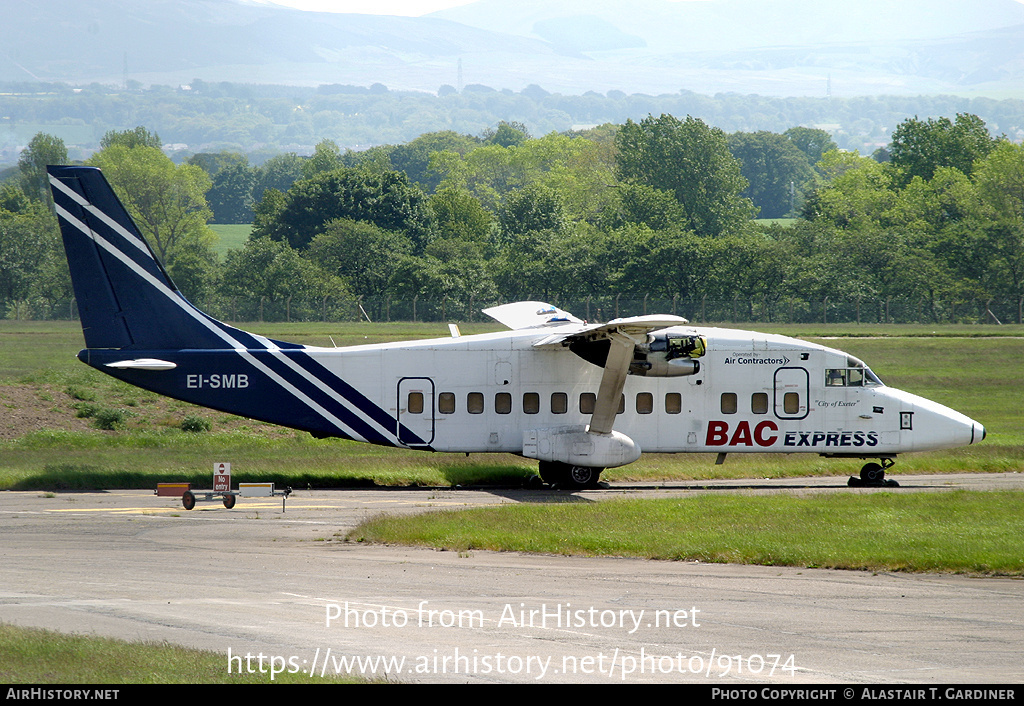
[220, 236, 346, 303]
[615, 114, 754, 237]
[188, 151, 246, 178]
[728, 131, 815, 219]
[87, 144, 215, 266]
[429, 187, 493, 247]
[306, 218, 414, 299]
[17, 133, 67, 203]
[600, 183, 687, 231]
[784, 127, 837, 167]
[207, 161, 256, 224]
[301, 139, 345, 179]
[604, 224, 714, 300]
[389, 131, 480, 192]
[970, 141, 1024, 303]
[889, 114, 997, 186]
[254, 153, 304, 202]
[498, 184, 566, 242]
[483, 121, 530, 148]
[389, 239, 499, 309]
[256, 168, 435, 252]
[0, 204, 61, 304]
[100, 126, 162, 150]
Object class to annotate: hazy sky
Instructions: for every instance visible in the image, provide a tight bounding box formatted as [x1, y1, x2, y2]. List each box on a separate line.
[254, 0, 1024, 14]
[250, 0, 719, 15]
[250, 0, 477, 15]
[258, 0, 1024, 13]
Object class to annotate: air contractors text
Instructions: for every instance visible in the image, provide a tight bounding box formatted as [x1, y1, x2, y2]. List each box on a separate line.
[706, 420, 879, 448]
[723, 356, 790, 366]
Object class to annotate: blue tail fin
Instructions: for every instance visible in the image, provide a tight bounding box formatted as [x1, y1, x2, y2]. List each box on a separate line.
[48, 165, 275, 351]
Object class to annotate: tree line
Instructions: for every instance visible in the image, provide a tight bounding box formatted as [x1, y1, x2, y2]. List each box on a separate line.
[2, 113, 1022, 325]
[2, 80, 1023, 162]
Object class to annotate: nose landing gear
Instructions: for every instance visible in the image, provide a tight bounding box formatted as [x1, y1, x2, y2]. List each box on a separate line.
[848, 458, 899, 487]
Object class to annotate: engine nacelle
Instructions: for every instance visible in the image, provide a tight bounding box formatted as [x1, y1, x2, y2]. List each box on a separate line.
[629, 332, 706, 377]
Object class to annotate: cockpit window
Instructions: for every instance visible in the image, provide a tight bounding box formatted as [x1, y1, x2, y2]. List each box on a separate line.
[826, 365, 883, 387]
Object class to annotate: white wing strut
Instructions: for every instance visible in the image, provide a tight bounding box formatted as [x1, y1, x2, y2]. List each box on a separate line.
[588, 331, 636, 435]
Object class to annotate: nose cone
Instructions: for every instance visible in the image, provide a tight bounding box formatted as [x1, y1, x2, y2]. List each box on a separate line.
[891, 389, 985, 452]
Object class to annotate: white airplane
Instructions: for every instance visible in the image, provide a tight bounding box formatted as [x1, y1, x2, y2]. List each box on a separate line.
[48, 165, 985, 489]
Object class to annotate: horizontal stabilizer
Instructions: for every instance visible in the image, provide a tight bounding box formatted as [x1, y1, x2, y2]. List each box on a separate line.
[483, 301, 583, 330]
[104, 359, 177, 371]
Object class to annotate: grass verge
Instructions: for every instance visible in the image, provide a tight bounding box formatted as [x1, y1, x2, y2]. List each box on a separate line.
[346, 490, 1024, 575]
[0, 623, 365, 683]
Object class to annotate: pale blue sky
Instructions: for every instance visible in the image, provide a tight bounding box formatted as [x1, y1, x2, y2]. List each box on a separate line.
[255, 0, 1024, 15]
[249, 0, 476, 15]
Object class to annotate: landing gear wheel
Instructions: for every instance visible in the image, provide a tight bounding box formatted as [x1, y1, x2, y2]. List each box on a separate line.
[223, 493, 236, 509]
[537, 461, 603, 489]
[860, 462, 885, 483]
[538, 461, 561, 486]
[182, 490, 196, 510]
[566, 465, 602, 489]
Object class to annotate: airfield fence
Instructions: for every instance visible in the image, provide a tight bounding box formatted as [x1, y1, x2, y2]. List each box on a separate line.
[4, 295, 1023, 326]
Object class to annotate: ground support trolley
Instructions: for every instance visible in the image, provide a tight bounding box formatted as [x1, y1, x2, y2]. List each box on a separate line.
[156, 482, 292, 511]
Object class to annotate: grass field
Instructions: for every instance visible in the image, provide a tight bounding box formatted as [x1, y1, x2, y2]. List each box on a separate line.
[208, 224, 252, 256]
[0, 623, 363, 683]
[348, 491, 1024, 575]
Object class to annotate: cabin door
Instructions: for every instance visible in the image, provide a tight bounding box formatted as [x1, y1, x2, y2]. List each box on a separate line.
[773, 367, 809, 420]
[397, 377, 435, 446]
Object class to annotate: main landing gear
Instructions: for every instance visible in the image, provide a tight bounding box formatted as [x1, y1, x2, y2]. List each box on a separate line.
[537, 461, 604, 490]
[848, 458, 899, 487]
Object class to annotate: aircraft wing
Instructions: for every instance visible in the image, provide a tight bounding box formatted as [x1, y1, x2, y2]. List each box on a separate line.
[531, 314, 687, 349]
[532, 314, 689, 437]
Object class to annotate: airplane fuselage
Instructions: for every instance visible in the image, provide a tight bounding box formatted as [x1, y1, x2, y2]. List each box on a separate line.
[80, 324, 982, 460]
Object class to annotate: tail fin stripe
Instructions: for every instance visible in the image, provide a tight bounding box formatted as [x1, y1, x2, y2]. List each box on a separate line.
[56, 202, 247, 350]
[50, 175, 151, 258]
[56, 195, 281, 353]
[57, 202, 388, 440]
[50, 166, 403, 443]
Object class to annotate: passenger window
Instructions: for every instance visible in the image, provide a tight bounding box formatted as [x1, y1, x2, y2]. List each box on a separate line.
[438, 392, 455, 414]
[523, 392, 540, 414]
[784, 392, 800, 415]
[551, 392, 568, 415]
[467, 392, 484, 414]
[495, 392, 512, 414]
[751, 392, 768, 414]
[407, 391, 424, 415]
[636, 392, 653, 414]
[721, 392, 737, 414]
[665, 392, 682, 414]
[580, 392, 596, 414]
[618, 394, 625, 414]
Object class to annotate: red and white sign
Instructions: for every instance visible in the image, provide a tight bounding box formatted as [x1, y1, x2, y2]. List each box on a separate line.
[214, 462, 231, 492]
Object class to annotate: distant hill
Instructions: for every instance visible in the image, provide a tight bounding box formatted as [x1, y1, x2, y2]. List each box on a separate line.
[1, 0, 1022, 96]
